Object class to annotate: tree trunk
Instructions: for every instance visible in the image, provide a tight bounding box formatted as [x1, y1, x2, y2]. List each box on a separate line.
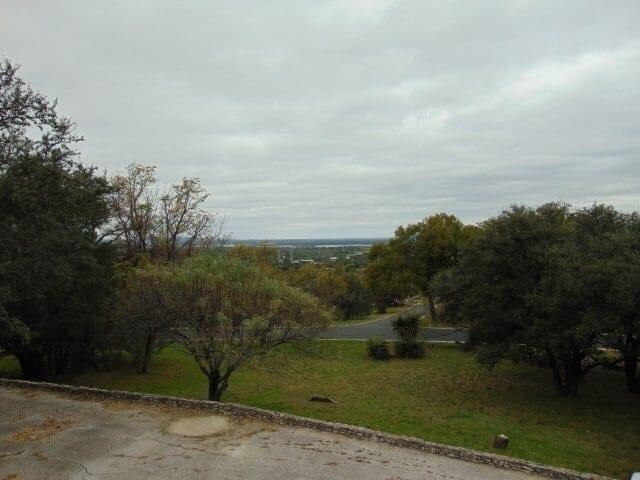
[14, 350, 48, 379]
[563, 358, 582, 397]
[548, 353, 582, 397]
[623, 354, 639, 394]
[208, 371, 223, 401]
[207, 368, 234, 401]
[138, 333, 156, 374]
[548, 354, 565, 395]
[427, 295, 438, 324]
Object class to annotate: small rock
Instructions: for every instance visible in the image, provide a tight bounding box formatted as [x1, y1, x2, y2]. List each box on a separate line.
[309, 395, 337, 404]
[493, 434, 509, 449]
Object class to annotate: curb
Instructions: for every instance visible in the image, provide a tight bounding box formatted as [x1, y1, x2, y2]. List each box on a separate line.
[0, 378, 612, 480]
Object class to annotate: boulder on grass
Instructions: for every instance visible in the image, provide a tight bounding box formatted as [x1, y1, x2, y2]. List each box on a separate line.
[309, 395, 337, 404]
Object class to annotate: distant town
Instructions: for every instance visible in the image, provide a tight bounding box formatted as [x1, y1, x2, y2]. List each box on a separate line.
[226, 238, 387, 267]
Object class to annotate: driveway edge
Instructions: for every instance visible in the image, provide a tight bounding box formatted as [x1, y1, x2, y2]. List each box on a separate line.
[0, 378, 611, 480]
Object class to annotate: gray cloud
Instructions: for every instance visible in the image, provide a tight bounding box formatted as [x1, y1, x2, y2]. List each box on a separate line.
[2, 0, 640, 238]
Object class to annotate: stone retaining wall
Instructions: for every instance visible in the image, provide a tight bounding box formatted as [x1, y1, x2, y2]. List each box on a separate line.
[0, 378, 611, 480]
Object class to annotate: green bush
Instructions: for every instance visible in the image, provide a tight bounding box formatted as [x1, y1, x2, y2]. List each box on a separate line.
[392, 314, 421, 341]
[395, 340, 426, 359]
[367, 336, 391, 360]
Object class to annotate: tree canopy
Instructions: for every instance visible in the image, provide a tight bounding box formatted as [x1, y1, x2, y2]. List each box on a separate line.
[366, 213, 475, 318]
[432, 203, 640, 396]
[0, 154, 113, 377]
[120, 254, 330, 400]
[1, 58, 81, 166]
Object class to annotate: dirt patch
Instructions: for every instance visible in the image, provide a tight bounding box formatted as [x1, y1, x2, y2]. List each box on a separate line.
[5, 416, 73, 443]
[167, 415, 231, 437]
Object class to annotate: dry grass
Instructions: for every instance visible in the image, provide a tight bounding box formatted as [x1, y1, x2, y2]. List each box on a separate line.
[6, 416, 73, 443]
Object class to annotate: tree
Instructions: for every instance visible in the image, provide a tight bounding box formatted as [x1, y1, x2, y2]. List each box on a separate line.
[0, 154, 113, 378]
[227, 243, 280, 274]
[107, 164, 226, 261]
[618, 212, 640, 393]
[111, 263, 172, 373]
[365, 242, 411, 313]
[285, 264, 371, 320]
[338, 270, 373, 319]
[108, 164, 157, 258]
[129, 254, 330, 400]
[365, 215, 473, 317]
[391, 214, 475, 322]
[1, 58, 81, 166]
[586, 209, 640, 394]
[432, 203, 632, 397]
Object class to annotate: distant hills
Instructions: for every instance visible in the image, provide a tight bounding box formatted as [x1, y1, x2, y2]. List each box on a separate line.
[227, 238, 389, 248]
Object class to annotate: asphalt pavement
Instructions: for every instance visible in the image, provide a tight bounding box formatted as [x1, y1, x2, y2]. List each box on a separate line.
[320, 304, 468, 342]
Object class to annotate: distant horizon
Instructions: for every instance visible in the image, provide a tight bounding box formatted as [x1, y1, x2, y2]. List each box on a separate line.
[231, 236, 389, 240]
[227, 237, 389, 245]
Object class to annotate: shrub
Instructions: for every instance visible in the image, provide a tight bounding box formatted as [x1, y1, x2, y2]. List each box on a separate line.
[395, 340, 426, 359]
[392, 313, 421, 341]
[367, 336, 391, 360]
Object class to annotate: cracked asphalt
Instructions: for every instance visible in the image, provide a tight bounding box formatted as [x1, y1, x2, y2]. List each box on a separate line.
[0, 387, 545, 480]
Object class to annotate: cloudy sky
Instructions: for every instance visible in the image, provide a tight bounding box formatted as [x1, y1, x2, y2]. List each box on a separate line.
[2, 1, 639, 238]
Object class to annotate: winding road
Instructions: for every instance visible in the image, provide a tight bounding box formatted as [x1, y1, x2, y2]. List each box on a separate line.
[320, 304, 468, 343]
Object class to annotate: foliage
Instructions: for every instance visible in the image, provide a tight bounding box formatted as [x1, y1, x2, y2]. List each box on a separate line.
[125, 253, 330, 400]
[0, 154, 113, 378]
[365, 242, 412, 313]
[338, 269, 373, 319]
[432, 203, 640, 396]
[285, 264, 372, 320]
[392, 314, 421, 341]
[392, 313, 426, 359]
[109, 264, 173, 373]
[0, 58, 82, 167]
[107, 163, 226, 261]
[367, 336, 391, 360]
[227, 243, 279, 274]
[394, 340, 426, 359]
[366, 214, 474, 317]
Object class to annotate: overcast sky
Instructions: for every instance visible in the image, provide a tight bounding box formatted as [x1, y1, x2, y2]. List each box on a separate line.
[2, 1, 640, 238]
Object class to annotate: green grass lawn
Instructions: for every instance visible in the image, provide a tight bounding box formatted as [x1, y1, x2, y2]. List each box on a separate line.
[2, 342, 638, 478]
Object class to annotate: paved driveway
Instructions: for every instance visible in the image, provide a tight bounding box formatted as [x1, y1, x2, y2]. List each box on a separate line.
[0, 387, 545, 480]
[321, 304, 468, 342]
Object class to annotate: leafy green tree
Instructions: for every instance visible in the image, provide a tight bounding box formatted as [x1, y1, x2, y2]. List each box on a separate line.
[585, 209, 640, 394]
[338, 270, 373, 319]
[365, 242, 412, 313]
[227, 243, 280, 274]
[286, 264, 371, 320]
[110, 262, 172, 374]
[366, 214, 473, 317]
[1, 58, 81, 166]
[432, 203, 634, 396]
[0, 154, 113, 377]
[125, 254, 330, 400]
[619, 212, 640, 393]
[392, 213, 475, 322]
